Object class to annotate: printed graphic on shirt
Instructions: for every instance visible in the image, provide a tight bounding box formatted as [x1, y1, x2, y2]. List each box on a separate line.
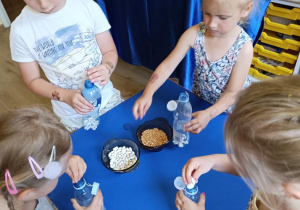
[33, 24, 102, 89]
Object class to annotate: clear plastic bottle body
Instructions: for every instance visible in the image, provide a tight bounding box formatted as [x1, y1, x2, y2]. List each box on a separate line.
[73, 178, 94, 207]
[81, 80, 101, 130]
[184, 185, 200, 203]
[173, 92, 192, 147]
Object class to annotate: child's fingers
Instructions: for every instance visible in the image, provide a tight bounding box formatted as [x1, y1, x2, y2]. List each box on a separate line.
[198, 193, 206, 209]
[132, 103, 139, 120]
[71, 198, 83, 210]
[175, 191, 184, 210]
[77, 160, 87, 182]
[89, 190, 104, 209]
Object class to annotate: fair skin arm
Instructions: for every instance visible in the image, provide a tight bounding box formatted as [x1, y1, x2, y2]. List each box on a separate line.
[19, 31, 117, 115]
[132, 25, 198, 120]
[87, 31, 118, 85]
[19, 61, 93, 115]
[184, 41, 253, 134]
[175, 154, 236, 210]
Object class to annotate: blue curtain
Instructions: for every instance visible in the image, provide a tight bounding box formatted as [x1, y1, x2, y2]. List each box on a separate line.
[98, 0, 271, 90]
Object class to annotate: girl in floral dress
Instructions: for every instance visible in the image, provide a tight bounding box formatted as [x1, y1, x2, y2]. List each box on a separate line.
[133, 0, 254, 134]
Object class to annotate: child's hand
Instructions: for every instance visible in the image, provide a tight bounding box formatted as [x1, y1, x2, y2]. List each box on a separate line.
[132, 94, 153, 120]
[175, 191, 206, 210]
[182, 156, 215, 185]
[64, 89, 94, 115]
[71, 189, 104, 210]
[184, 110, 211, 134]
[87, 64, 111, 86]
[66, 155, 87, 183]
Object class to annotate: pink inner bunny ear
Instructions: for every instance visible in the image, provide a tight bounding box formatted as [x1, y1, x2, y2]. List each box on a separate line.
[5, 169, 18, 195]
[28, 156, 44, 179]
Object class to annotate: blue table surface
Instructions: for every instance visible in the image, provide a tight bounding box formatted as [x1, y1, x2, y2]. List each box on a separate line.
[50, 80, 251, 210]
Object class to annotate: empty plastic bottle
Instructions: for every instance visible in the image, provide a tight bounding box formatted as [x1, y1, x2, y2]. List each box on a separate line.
[171, 92, 192, 147]
[81, 80, 101, 130]
[73, 178, 95, 207]
[174, 176, 200, 203]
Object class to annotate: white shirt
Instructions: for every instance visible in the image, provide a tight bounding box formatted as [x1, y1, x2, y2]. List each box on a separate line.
[10, 0, 113, 119]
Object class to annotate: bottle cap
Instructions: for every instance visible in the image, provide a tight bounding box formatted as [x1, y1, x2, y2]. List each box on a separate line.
[73, 177, 86, 190]
[91, 182, 99, 195]
[186, 177, 196, 189]
[167, 100, 177, 111]
[174, 176, 185, 190]
[84, 80, 94, 88]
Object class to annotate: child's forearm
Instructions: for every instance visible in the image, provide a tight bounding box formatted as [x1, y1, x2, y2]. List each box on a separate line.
[26, 77, 74, 103]
[211, 154, 238, 175]
[143, 62, 175, 97]
[101, 49, 118, 75]
[205, 90, 237, 119]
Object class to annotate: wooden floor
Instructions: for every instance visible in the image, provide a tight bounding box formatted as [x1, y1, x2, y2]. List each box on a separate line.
[0, 0, 155, 115]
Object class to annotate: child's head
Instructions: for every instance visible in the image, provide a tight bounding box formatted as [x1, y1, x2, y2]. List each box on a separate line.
[0, 107, 71, 210]
[225, 75, 300, 209]
[23, 0, 66, 14]
[202, 0, 253, 36]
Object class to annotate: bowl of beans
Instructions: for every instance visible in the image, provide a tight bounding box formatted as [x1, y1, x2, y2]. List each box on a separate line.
[101, 138, 140, 173]
[136, 117, 173, 152]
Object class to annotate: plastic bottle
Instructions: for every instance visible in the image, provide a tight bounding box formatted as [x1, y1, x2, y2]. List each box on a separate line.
[174, 176, 200, 203]
[73, 178, 95, 207]
[81, 80, 102, 130]
[171, 91, 192, 147]
[73, 177, 106, 209]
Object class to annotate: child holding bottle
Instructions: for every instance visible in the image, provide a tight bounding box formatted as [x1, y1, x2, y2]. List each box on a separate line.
[0, 107, 103, 210]
[176, 75, 300, 210]
[10, 0, 123, 131]
[133, 0, 254, 134]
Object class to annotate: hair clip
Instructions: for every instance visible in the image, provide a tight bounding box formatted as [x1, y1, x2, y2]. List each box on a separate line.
[28, 146, 62, 180]
[5, 169, 18, 195]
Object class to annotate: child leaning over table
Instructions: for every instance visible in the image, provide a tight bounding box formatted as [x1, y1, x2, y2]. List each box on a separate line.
[10, 0, 123, 132]
[176, 75, 300, 210]
[133, 0, 254, 134]
[0, 107, 104, 210]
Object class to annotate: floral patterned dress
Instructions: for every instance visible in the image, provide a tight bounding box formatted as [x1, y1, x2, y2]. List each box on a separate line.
[192, 22, 252, 110]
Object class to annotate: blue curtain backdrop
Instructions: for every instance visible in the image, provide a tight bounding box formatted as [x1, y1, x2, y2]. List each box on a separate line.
[96, 0, 271, 90]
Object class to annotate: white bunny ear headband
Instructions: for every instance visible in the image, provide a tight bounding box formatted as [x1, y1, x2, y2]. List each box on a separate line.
[5, 146, 62, 195]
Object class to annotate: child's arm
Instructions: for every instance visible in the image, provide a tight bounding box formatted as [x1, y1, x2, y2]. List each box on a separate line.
[184, 41, 253, 134]
[87, 31, 118, 86]
[182, 154, 237, 186]
[65, 155, 87, 183]
[19, 62, 94, 115]
[132, 25, 199, 120]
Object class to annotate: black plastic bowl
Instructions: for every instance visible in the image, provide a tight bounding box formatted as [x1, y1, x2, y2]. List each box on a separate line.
[101, 138, 140, 173]
[136, 117, 173, 152]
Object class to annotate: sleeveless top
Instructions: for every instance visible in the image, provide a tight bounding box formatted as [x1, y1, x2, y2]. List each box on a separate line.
[192, 22, 252, 109]
[247, 191, 260, 210]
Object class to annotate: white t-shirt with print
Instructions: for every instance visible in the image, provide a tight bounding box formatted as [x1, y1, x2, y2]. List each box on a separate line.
[10, 0, 114, 119]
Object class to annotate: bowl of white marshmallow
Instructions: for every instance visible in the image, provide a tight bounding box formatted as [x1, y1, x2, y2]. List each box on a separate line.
[101, 138, 140, 173]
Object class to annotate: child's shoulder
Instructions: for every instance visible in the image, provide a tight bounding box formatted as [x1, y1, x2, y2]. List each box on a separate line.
[187, 22, 205, 35]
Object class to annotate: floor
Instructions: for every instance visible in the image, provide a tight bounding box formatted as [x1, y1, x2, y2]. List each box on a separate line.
[0, 0, 156, 115]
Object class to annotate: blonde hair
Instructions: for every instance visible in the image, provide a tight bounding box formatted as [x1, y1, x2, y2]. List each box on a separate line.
[0, 107, 71, 210]
[225, 75, 300, 209]
[202, 0, 255, 25]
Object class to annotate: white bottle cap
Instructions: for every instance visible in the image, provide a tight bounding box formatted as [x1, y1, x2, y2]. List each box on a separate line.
[167, 100, 177, 111]
[174, 176, 185, 190]
[186, 177, 196, 189]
